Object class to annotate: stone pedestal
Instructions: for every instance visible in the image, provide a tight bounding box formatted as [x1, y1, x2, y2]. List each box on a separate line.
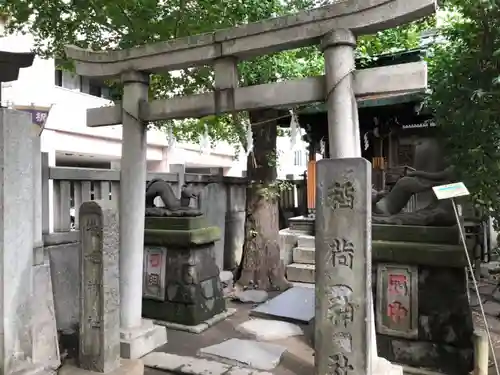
[373, 224, 474, 375]
[142, 216, 225, 326]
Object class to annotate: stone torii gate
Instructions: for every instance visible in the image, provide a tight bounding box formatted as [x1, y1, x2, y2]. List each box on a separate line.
[65, 0, 436, 367]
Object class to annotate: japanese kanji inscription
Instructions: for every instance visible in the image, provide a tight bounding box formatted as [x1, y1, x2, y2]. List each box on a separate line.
[328, 353, 354, 375]
[143, 246, 167, 301]
[315, 158, 371, 375]
[326, 238, 355, 269]
[332, 332, 353, 353]
[326, 285, 355, 328]
[376, 263, 418, 338]
[327, 181, 355, 210]
[79, 200, 120, 373]
[80, 212, 102, 357]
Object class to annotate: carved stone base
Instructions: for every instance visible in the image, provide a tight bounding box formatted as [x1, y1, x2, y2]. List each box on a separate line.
[143, 216, 225, 326]
[374, 265, 473, 375]
[373, 227, 474, 375]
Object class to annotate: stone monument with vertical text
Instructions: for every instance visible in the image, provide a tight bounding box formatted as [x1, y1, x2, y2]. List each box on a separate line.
[79, 200, 120, 373]
[315, 158, 371, 375]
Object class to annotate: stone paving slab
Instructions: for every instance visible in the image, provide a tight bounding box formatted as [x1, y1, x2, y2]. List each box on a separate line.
[236, 319, 303, 341]
[60, 359, 143, 375]
[250, 287, 314, 324]
[148, 299, 314, 375]
[143, 352, 273, 375]
[198, 339, 287, 371]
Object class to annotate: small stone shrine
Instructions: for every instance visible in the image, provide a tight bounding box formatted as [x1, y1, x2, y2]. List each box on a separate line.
[142, 180, 225, 326]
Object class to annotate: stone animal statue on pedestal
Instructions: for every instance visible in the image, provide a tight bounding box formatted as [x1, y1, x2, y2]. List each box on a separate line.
[145, 178, 202, 217]
[373, 137, 456, 226]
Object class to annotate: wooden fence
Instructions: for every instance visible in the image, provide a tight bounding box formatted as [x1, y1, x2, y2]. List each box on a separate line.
[41, 153, 307, 234]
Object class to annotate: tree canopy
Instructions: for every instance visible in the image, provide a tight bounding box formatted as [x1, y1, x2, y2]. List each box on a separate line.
[427, 0, 500, 220]
[2, 0, 432, 147]
[2, 0, 318, 146]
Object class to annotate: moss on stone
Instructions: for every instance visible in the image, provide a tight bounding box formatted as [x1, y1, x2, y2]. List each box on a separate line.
[372, 224, 460, 245]
[145, 216, 207, 231]
[144, 227, 220, 247]
[373, 240, 467, 267]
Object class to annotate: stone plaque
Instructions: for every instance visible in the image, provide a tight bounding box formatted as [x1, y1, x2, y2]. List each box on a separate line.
[143, 246, 167, 301]
[79, 200, 120, 373]
[376, 264, 418, 339]
[315, 158, 371, 375]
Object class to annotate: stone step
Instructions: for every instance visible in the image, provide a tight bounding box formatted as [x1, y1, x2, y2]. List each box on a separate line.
[297, 234, 315, 248]
[286, 263, 315, 284]
[293, 247, 315, 264]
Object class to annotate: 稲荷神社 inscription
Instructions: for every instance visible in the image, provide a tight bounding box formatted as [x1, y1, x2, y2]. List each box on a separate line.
[315, 158, 371, 375]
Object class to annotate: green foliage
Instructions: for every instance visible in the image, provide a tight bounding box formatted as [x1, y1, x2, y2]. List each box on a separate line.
[254, 180, 294, 201]
[1, 0, 328, 145]
[2, 0, 432, 147]
[427, 0, 500, 220]
[357, 17, 436, 60]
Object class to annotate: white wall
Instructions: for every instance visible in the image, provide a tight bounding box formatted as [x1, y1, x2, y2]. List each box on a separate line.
[276, 128, 309, 179]
[0, 29, 307, 178]
[0, 29, 246, 175]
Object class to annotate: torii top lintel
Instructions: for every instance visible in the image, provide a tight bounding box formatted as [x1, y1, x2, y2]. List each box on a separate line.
[64, 0, 436, 79]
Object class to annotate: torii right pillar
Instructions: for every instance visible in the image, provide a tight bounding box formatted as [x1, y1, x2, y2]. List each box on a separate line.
[315, 29, 403, 375]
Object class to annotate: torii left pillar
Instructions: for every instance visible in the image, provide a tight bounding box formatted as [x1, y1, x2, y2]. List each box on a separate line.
[119, 71, 167, 359]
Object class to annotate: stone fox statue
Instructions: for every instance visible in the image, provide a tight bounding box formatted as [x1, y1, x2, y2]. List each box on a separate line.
[372, 137, 456, 226]
[145, 179, 202, 217]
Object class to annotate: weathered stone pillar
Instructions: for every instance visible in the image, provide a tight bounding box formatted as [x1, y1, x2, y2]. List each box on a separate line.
[60, 200, 143, 375]
[0, 109, 35, 374]
[79, 200, 121, 373]
[119, 71, 167, 358]
[315, 158, 371, 375]
[321, 29, 360, 159]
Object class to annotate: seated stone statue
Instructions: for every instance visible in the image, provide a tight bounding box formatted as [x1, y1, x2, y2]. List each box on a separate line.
[145, 178, 202, 217]
[372, 138, 456, 226]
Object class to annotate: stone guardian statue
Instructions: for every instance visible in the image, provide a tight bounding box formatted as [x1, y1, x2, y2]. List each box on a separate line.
[145, 178, 202, 217]
[373, 137, 456, 226]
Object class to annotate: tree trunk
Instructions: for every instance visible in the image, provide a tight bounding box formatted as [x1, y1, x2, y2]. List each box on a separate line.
[236, 109, 290, 291]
